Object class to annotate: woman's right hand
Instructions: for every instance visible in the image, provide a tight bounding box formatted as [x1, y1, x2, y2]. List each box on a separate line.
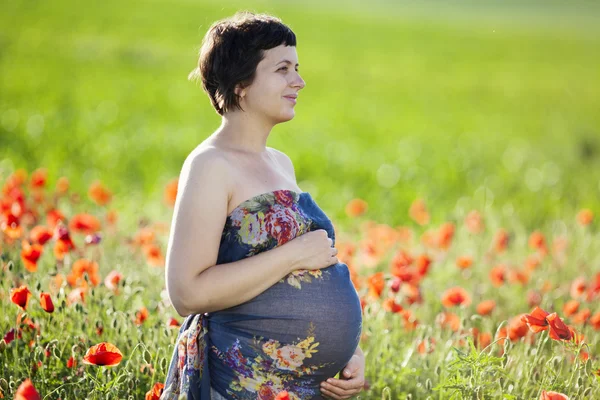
[286, 229, 339, 272]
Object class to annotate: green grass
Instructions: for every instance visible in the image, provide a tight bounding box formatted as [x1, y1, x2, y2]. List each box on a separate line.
[1, 2, 600, 398]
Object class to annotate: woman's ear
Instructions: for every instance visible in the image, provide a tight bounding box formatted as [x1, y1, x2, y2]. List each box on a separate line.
[234, 84, 246, 98]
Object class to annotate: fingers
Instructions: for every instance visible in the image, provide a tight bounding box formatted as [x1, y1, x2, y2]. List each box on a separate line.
[324, 377, 363, 391]
[321, 387, 343, 399]
[321, 379, 361, 399]
[320, 385, 353, 399]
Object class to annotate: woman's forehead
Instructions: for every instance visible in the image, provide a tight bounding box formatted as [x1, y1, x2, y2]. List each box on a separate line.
[262, 45, 298, 65]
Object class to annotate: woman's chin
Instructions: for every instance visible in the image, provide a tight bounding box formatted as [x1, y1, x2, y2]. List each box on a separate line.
[276, 111, 296, 123]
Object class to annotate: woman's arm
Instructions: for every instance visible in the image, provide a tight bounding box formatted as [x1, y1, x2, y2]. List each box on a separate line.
[165, 149, 302, 317]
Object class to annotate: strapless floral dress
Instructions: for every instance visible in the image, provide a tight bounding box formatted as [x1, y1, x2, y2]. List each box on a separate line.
[161, 189, 363, 400]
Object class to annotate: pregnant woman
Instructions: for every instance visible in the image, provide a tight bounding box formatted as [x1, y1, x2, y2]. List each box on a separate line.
[161, 11, 364, 400]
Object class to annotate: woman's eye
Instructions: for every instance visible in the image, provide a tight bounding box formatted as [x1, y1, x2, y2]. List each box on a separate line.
[278, 67, 300, 73]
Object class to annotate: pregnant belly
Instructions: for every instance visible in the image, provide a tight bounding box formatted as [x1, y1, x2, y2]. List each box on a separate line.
[207, 262, 363, 400]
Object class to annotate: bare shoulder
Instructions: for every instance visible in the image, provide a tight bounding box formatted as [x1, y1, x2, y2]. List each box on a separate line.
[177, 145, 233, 202]
[185, 143, 228, 167]
[183, 145, 231, 180]
[267, 146, 296, 178]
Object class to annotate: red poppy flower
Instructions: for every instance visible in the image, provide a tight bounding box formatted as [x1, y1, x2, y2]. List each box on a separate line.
[67, 259, 101, 287]
[571, 308, 591, 325]
[67, 356, 76, 368]
[435, 311, 461, 332]
[476, 300, 496, 316]
[540, 390, 569, 400]
[437, 222, 455, 249]
[104, 270, 123, 292]
[401, 283, 423, 305]
[53, 223, 76, 260]
[106, 209, 118, 225]
[562, 300, 579, 317]
[496, 326, 508, 347]
[417, 337, 436, 354]
[29, 168, 47, 188]
[493, 229, 509, 253]
[21, 240, 44, 272]
[507, 268, 530, 285]
[135, 307, 149, 326]
[367, 272, 385, 299]
[546, 313, 572, 341]
[528, 231, 548, 255]
[508, 315, 529, 342]
[3, 328, 20, 344]
[145, 382, 165, 400]
[588, 272, 600, 300]
[29, 225, 53, 245]
[88, 180, 113, 206]
[143, 244, 165, 267]
[415, 254, 431, 277]
[389, 249, 413, 275]
[421, 231, 436, 250]
[67, 287, 86, 306]
[382, 297, 403, 313]
[167, 317, 180, 328]
[489, 264, 507, 287]
[471, 328, 492, 350]
[164, 178, 178, 208]
[524, 254, 542, 271]
[1, 211, 22, 239]
[576, 208, 593, 226]
[590, 312, 600, 330]
[345, 198, 368, 218]
[56, 176, 70, 194]
[46, 208, 66, 229]
[400, 309, 419, 331]
[441, 286, 471, 308]
[14, 378, 40, 400]
[409, 199, 430, 226]
[69, 213, 102, 234]
[11, 286, 32, 310]
[456, 255, 473, 270]
[521, 306, 550, 333]
[464, 210, 484, 234]
[82, 342, 123, 366]
[39, 292, 54, 313]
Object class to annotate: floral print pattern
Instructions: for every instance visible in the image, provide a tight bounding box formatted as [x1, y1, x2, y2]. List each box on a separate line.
[220, 190, 331, 289]
[162, 313, 209, 399]
[161, 189, 363, 400]
[211, 323, 335, 399]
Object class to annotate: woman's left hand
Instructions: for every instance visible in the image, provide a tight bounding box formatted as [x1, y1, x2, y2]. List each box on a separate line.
[320, 353, 365, 399]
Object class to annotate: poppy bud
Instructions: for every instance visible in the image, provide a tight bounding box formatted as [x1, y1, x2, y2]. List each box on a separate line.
[40, 292, 54, 313]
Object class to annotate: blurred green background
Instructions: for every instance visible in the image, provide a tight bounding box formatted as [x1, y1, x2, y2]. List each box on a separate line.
[1, 0, 599, 230]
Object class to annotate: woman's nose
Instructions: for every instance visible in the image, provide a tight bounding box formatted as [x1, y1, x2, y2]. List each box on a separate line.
[292, 72, 306, 89]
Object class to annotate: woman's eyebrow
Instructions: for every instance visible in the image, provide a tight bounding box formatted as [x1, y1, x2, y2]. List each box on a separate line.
[276, 59, 299, 67]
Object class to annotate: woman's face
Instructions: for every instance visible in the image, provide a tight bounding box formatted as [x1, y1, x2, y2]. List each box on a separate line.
[237, 44, 306, 124]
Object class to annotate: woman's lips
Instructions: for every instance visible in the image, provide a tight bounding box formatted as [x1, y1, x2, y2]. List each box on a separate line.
[283, 96, 297, 104]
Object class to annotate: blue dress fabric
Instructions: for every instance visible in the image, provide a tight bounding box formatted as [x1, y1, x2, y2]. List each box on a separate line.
[161, 189, 363, 400]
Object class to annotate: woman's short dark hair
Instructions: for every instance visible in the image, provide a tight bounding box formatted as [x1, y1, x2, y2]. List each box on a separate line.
[189, 11, 297, 116]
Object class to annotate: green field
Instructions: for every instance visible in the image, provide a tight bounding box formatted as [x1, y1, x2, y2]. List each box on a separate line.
[1, 2, 600, 398]
[1, 0, 599, 231]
